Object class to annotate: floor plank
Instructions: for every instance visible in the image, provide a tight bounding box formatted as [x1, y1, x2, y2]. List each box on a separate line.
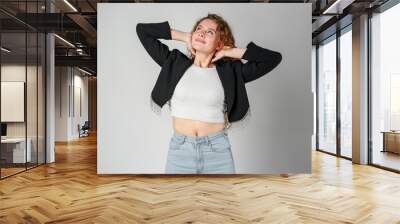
[1, 133, 400, 223]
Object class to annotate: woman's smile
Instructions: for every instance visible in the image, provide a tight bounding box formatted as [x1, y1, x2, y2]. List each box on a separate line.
[195, 38, 206, 44]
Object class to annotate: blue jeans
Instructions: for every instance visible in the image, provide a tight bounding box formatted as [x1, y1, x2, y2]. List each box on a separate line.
[165, 129, 236, 174]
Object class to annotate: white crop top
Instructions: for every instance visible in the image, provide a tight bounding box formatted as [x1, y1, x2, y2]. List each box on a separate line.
[170, 64, 226, 123]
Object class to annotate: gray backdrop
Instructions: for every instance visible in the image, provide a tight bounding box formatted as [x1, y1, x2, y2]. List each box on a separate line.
[97, 3, 312, 174]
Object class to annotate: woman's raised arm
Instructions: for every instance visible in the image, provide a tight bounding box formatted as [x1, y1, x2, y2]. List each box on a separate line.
[231, 42, 282, 83]
[136, 21, 194, 66]
[136, 21, 173, 67]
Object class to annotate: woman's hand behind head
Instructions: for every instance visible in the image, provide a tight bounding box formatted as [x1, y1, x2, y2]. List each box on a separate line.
[211, 46, 231, 62]
[185, 32, 196, 56]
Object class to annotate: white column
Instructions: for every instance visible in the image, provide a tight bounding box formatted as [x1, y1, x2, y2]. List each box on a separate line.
[46, 1, 56, 163]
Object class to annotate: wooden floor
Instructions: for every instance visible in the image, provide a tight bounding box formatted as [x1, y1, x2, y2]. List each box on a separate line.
[373, 150, 400, 171]
[1, 133, 400, 223]
[1, 162, 45, 178]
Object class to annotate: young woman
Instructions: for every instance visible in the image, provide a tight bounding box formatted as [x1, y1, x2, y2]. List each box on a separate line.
[136, 14, 282, 174]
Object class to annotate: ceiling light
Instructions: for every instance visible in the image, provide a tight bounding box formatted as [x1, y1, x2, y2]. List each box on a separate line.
[54, 34, 75, 48]
[1, 47, 11, 53]
[63, 0, 78, 12]
[78, 67, 93, 76]
[322, 0, 354, 14]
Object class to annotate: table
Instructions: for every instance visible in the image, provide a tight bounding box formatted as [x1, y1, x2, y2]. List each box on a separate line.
[1, 138, 32, 163]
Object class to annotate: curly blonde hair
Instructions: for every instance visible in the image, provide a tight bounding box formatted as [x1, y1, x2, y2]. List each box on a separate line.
[188, 13, 238, 62]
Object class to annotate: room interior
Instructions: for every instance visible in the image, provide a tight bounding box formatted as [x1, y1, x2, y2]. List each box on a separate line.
[0, 0, 399, 223]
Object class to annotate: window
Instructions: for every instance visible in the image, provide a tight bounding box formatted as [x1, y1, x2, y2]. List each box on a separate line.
[318, 35, 337, 154]
[340, 27, 352, 158]
[371, 2, 400, 171]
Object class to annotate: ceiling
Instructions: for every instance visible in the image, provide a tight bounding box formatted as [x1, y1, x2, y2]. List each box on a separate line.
[0, 0, 391, 75]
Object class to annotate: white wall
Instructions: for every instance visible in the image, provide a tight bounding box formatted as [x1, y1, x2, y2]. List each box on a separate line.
[55, 66, 69, 141]
[98, 3, 313, 174]
[55, 66, 89, 141]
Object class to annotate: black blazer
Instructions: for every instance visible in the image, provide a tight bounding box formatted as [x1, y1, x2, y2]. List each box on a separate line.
[136, 21, 282, 128]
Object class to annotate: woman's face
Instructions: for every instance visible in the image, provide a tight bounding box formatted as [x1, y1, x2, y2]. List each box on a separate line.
[191, 19, 223, 55]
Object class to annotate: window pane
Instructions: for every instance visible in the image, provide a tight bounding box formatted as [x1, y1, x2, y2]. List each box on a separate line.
[1, 31, 28, 178]
[26, 31, 38, 169]
[318, 36, 337, 154]
[371, 3, 400, 171]
[340, 29, 352, 158]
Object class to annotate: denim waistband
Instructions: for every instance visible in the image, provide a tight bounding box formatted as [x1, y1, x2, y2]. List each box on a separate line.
[172, 129, 228, 144]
